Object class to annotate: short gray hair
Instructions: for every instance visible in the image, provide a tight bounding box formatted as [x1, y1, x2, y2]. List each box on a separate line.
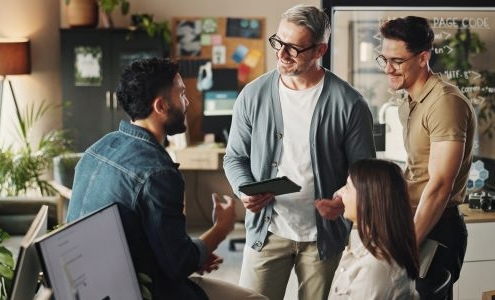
[282, 4, 331, 44]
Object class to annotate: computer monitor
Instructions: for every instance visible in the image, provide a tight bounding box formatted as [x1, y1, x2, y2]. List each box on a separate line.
[203, 90, 238, 143]
[202, 68, 239, 144]
[9, 205, 49, 300]
[34, 203, 141, 300]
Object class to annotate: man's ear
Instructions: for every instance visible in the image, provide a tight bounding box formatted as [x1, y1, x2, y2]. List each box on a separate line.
[315, 43, 328, 59]
[153, 96, 169, 116]
[419, 51, 431, 67]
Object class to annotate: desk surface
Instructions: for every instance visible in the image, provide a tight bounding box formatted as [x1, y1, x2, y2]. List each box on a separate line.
[168, 145, 226, 170]
[460, 204, 495, 223]
[168, 147, 495, 223]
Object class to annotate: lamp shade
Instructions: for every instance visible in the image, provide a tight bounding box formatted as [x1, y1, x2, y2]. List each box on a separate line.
[0, 38, 31, 75]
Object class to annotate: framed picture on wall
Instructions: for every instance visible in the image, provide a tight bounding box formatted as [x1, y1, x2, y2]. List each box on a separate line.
[74, 46, 102, 86]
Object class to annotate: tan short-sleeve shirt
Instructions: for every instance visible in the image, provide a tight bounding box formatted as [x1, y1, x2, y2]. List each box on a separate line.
[398, 74, 476, 207]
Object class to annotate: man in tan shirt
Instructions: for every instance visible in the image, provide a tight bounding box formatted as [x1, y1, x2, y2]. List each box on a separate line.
[377, 16, 476, 299]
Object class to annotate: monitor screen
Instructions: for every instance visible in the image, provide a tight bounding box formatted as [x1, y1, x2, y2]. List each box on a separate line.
[202, 68, 239, 144]
[34, 203, 141, 300]
[203, 90, 237, 116]
[9, 205, 48, 300]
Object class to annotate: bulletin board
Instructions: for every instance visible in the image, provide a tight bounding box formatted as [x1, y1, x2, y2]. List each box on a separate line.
[172, 17, 266, 82]
[171, 16, 266, 143]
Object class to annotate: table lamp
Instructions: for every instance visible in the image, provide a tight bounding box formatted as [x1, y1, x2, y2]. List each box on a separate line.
[0, 38, 31, 129]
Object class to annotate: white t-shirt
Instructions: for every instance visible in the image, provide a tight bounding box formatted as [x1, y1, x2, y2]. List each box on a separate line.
[329, 243, 419, 300]
[269, 77, 323, 242]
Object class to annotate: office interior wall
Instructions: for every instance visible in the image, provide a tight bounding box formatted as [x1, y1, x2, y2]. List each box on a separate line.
[59, 0, 320, 71]
[0, 0, 61, 150]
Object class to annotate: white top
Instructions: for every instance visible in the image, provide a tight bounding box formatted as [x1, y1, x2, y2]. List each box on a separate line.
[329, 243, 419, 300]
[269, 78, 323, 242]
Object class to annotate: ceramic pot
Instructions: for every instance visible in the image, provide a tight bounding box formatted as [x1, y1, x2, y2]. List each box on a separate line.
[67, 0, 98, 28]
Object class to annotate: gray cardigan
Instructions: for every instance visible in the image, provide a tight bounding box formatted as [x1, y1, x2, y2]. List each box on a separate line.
[223, 69, 376, 260]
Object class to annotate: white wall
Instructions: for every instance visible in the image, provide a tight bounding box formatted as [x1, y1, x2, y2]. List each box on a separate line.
[60, 0, 319, 71]
[1, 0, 319, 148]
[0, 0, 61, 149]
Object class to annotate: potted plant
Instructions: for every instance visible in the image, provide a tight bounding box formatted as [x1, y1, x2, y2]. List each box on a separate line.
[65, 0, 130, 28]
[0, 228, 14, 300]
[98, 0, 130, 27]
[0, 96, 73, 231]
[0, 100, 72, 197]
[65, 0, 99, 28]
[130, 13, 172, 48]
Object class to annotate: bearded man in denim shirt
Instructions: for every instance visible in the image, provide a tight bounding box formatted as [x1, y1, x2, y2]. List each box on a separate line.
[66, 58, 267, 300]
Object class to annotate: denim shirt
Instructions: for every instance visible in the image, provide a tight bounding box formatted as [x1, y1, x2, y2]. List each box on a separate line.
[67, 121, 208, 299]
[224, 69, 376, 260]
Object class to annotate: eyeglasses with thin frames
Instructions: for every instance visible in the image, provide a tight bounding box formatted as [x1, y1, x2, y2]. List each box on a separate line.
[375, 51, 422, 70]
[268, 34, 317, 58]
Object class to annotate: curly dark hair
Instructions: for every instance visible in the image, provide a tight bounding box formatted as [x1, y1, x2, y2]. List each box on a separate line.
[116, 57, 179, 121]
[380, 16, 434, 54]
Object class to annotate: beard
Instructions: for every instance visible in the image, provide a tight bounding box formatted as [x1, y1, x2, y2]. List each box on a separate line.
[165, 105, 187, 136]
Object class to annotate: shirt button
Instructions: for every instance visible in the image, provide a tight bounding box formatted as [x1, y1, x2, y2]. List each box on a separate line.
[255, 241, 262, 247]
[271, 161, 278, 167]
[264, 216, 270, 222]
[276, 132, 283, 139]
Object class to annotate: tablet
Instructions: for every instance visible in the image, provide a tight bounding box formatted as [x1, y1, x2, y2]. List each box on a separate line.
[239, 176, 301, 196]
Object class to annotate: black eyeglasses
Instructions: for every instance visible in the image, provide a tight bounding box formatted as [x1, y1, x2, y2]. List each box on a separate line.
[375, 52, 422, 70]
[268, 34, 317, 58]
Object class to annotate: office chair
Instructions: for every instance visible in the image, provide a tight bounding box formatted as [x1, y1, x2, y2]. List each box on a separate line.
[431, 269, 452, 300]
[52, 153, 83, 190]
[49, 153, 83, 220]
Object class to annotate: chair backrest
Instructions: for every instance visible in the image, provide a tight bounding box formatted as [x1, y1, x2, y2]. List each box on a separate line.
[0, 197, 59, 235]
[52, 153, 83, 188]
[432, 269, 452, 300]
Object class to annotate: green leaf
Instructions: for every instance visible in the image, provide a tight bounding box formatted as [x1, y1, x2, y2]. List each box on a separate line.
[0, 247, 14, 279]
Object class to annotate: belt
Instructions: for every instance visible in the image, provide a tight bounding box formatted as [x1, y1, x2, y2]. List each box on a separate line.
[441, 205, 460, 219]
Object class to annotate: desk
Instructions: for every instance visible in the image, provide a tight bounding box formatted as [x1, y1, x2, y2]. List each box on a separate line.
[454, 205, 495, 300]
[168, 146, 245, 229]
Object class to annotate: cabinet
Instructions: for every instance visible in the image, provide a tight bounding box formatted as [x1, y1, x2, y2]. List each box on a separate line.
[60, 28, 167, 151]
[453, 208, 495, 300]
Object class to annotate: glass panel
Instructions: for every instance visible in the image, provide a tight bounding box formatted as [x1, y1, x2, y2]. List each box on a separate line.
[331, 7, 495, 160]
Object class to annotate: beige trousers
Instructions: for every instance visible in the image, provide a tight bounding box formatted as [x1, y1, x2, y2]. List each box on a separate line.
[239, 232, 342, 300]
[190, 276, 269, 300]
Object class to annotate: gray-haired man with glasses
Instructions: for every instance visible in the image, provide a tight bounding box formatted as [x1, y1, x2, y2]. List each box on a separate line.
[223, 4, 376, 300]
[378, 16, 475, 299]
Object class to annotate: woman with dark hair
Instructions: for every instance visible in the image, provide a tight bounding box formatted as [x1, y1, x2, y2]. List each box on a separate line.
[328, 159, 419, 299]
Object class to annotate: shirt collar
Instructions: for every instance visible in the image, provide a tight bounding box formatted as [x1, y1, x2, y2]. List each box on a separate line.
[410, 73, 442, 104]
[348, 242, 369, 258]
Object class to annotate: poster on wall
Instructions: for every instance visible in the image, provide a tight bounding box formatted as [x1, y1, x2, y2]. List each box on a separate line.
[175, 19, 202, 57]
[226, 18, 262, 39]
[74, 46, 102, 86]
